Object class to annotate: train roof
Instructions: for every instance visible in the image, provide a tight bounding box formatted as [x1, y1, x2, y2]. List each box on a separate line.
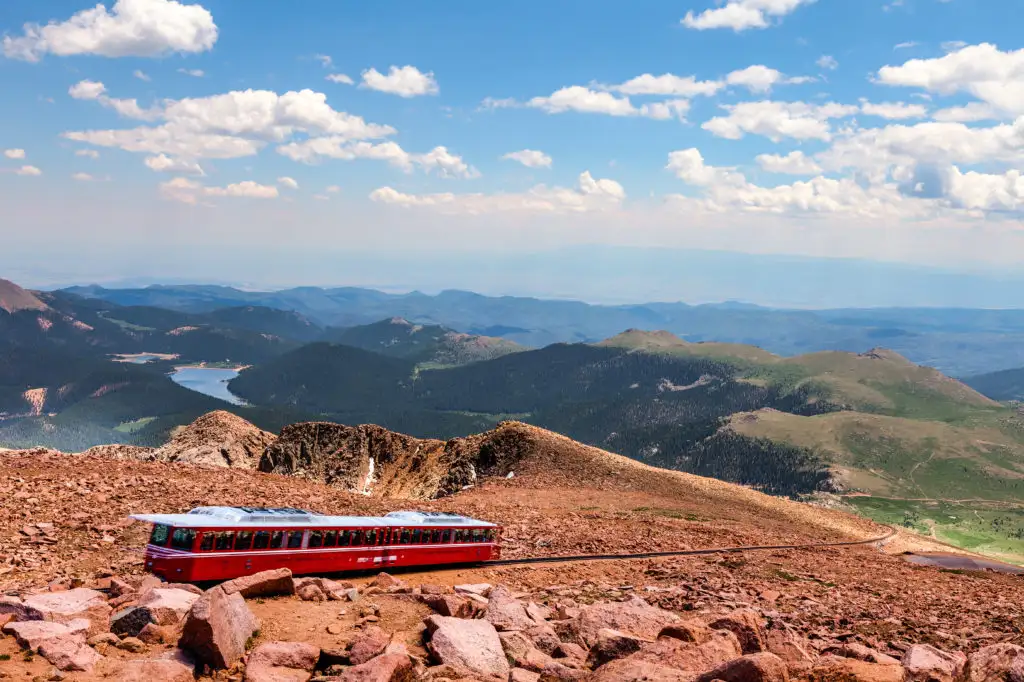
[130, 507, 497, 529]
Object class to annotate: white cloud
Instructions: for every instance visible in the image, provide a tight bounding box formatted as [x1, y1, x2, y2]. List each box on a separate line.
[315, 54, 333, 68]
[133, 69, 151, 82]
[277, 138, 478, 178]
[69, 80, 107, 100]
[612, 73, 723, 97]
[160, 177, 278, 204]
[480, 97, 518, 111]
[144, 153, 204, 175]
[326, 73, 354, 85]
[860, 100, 928, 119]
[15, 165, 42, 176]
[528, 86, 687, 120]
[755, 150, 823, 175]
[726, 65, 783, 93]
[667, 149, 745, 186]
[72, 172, 95, 181]
[360, 65, 438, 97]
[932, 102, 1000, 123]
[682, 0, 816, 31]
[894, 41, 919, 50]
[941, 166, 1024, 212]
[703, 100, 858, 141]
[326, 185, 341, 193]
[502, 149, 553, 168]
[68, 79, 160, 120]
[3, 149, 26, 160]
[877, 43, 1024, 117]
[178, 68, 204, 77]
[817, 55, 838, 70]
[64, 87, 396, 160]
[3, 0, 217, 62]
[75, 149, 100, 159]
[370, 171, 624, 214]
[278, 176, 299, 190]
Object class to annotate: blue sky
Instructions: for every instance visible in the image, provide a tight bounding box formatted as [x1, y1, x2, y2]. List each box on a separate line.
[1, 0, 1023, 305]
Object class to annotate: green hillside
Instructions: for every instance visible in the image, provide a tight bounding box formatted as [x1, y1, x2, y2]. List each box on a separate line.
[965, 367, 1024, 402]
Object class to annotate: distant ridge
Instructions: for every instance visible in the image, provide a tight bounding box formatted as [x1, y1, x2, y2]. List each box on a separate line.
[0, 278, 47, 314]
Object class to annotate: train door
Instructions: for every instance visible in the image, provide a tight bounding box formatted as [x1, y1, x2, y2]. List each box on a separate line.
[379, 527, 396, 568]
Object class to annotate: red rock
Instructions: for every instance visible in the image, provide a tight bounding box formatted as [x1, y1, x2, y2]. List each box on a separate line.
[632, 630, 742, 674]
[453, 583, 492, 597]
[39, 633, 103, 671]
[512, 668, 542, 682]
[109, 577, 134, 597]
[806, 655, 904, 682]
[420, 594, 474, 618]
[110, 649, 196, 682]
[538, 661, 587, 681]
[526, 602, 554, 623]
[526, 622, 562, 656]
[425, 614, 510, 680]
[587, 628, 645, 668]
[554, 642, 588, 661]
[138, 588, 200, 625]
[0, 595, 41, 621]
[350, 625, 392, 665]
[902, 644, 966, 682]
[138, 622, 178, 645]
[501, 631, 556, 673]
[333, 652, 415, 682]
[2, 618, 89, 651]
[221, 568, 295, 599]
[708, 609, 767, 655]
[372, 572, 404, 589]
[589, 658, 691, 682]
[420, 584, 449, 595]
[117, 636, 148, 653]
[694, 652, 789, 682]
[244, 640, 319, 682]
[764, 623, 815, 671]
[564, 596, 680, 648]
[178, 585, 260, 669]
[964, 643, 1024, 682]
[297, 581, 328, 602]
[21, 587, 111, 635]
[659, 620, 713, 644]
[485, 585, 534, 632]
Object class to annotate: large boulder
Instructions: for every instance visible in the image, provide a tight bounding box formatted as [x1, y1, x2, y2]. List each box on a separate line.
[764, 623, 815, 671]
[501, 631, 557, 673]
[350, 626, 392, 665]
[39, 634, 103, 672]
[563, 596, 680, 649]
[2, 618, 89, 652]
[112, 606, 158, 637]
[485, 585, 534, 631]
[964, 643, 1024, 682]
[332, 652, 416, 682]
[694, 652, 789, 682]
[222, 568, 296, 599]
[21, 588, 111, 635]
[807, 655, 904, 682]
[294, 576, 352, 601]
[178, 586, 260, 669]
[244, 641, 319, 682]
[903, 644, 967, 682]
[110, 650, 196, 682]
[425, 614, 510, 680]
[152, 410, 277, 469]
[707, 609, 767, 655]
[420, 594, 474, 618]
[586, 628, 645, 668]
[591, 630, 743, 681]
[659, 620, 713, 645]
[0, 595, 42, 621]
[823, 643, 901, 667]
[138, 588, 201, 625]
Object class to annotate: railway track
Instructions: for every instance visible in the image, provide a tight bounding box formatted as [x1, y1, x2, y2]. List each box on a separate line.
[481, 526, 898, 568]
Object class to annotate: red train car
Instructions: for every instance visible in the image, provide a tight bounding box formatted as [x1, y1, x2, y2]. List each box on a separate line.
[131, 507, 502, 582]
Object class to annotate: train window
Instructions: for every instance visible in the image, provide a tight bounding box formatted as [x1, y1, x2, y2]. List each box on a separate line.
[199, 533, 215, 551]
[350, 531, 362, 546]
[441, 530, 450, 543]
[287, 531, 304, 549]
[324, 530, 337, 547]
[309, 531, 323, 548]
[253, 531, 270, 549]
[270, 531, 285, 549]
[235, 531, 253, 550]
[365, 530, 377, 545]
[216, 532, 234, 550]
[421, 530, 431, 544]
[432, 530, 441, 543]
[400, 529, 410, 544]
[487, 530, 496, 542]
[170, 528, 196, 551]
[454, 530, 464, 543]
[337, 531, 350, 547]
[149, 524, 170, 546]
[411, 529, 421, 543]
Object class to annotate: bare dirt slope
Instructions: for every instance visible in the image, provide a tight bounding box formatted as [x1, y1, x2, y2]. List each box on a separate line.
[0, 277, 48, 314]
[151, 409, 277, 468]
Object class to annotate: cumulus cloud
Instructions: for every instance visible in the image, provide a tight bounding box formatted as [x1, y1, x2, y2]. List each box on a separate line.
[72, 172, 95, 181]
[133, 70, 151, 81]
[3, 149, 26, 160]
[817, 55, 838, 70]
[178, 68, 204, 77]
[360, 65, 438, 97]
[859, 100, 928, 119]
[326, 73, 354, 85]
[278, 176, 299, 190]
[932, 103, 1000, 123]
[69, 80, 107, 100]
[877, 43, 1024, 117]
[703, 100, 858, 141]
[144, 153, 204, 175]
[160, 177, 278, 204]
[69, 79, 160, 120]
[3, 0, 217, 62]
[370, 171, 624, 214]
[501, 149, 553, 168]
[15, 165, 42, 176]
[64, 87, 396, 160]
[277, 138, 478, 178]
[528, 86, 688, 120]
[667, 149, 746, 186]
[756, 150, 823, 174]
[682, 0, 817, 31]
[75, 149, 100, 159]
[612, 73, 723, 97]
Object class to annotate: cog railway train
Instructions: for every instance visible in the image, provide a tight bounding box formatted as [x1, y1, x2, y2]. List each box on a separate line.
[132, 506, 502, 582]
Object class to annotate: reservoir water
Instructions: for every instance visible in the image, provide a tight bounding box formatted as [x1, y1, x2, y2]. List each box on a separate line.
[170, 368, 245, 405]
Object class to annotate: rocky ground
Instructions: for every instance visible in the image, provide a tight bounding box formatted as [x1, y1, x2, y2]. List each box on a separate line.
[2, 413, 1023, 680]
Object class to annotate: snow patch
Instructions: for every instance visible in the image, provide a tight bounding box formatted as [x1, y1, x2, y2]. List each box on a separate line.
[359, 457, 377, 496]
[657, 375, 715, 393]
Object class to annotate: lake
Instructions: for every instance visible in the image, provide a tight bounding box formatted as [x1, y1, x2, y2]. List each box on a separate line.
[170, 367, 245, 405]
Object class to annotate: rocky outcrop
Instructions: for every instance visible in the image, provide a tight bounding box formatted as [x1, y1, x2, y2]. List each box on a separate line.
[178, 586, 260, 669]
[259, 421, 534, 498]
[152, 411, 276, 469]
[902, 644, 967, 682]
[244, 641, 319, 682]
[963, 643, 1024, 682]
[21, 587, 111, 635]
[2, 618, 89, 651]
[221, 568, 296, 598]
[424, 614, 510, 679]
[561, 595, 680, 649]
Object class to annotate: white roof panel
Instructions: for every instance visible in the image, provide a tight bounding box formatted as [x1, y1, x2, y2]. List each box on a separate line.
[130, 506, 496, 529]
